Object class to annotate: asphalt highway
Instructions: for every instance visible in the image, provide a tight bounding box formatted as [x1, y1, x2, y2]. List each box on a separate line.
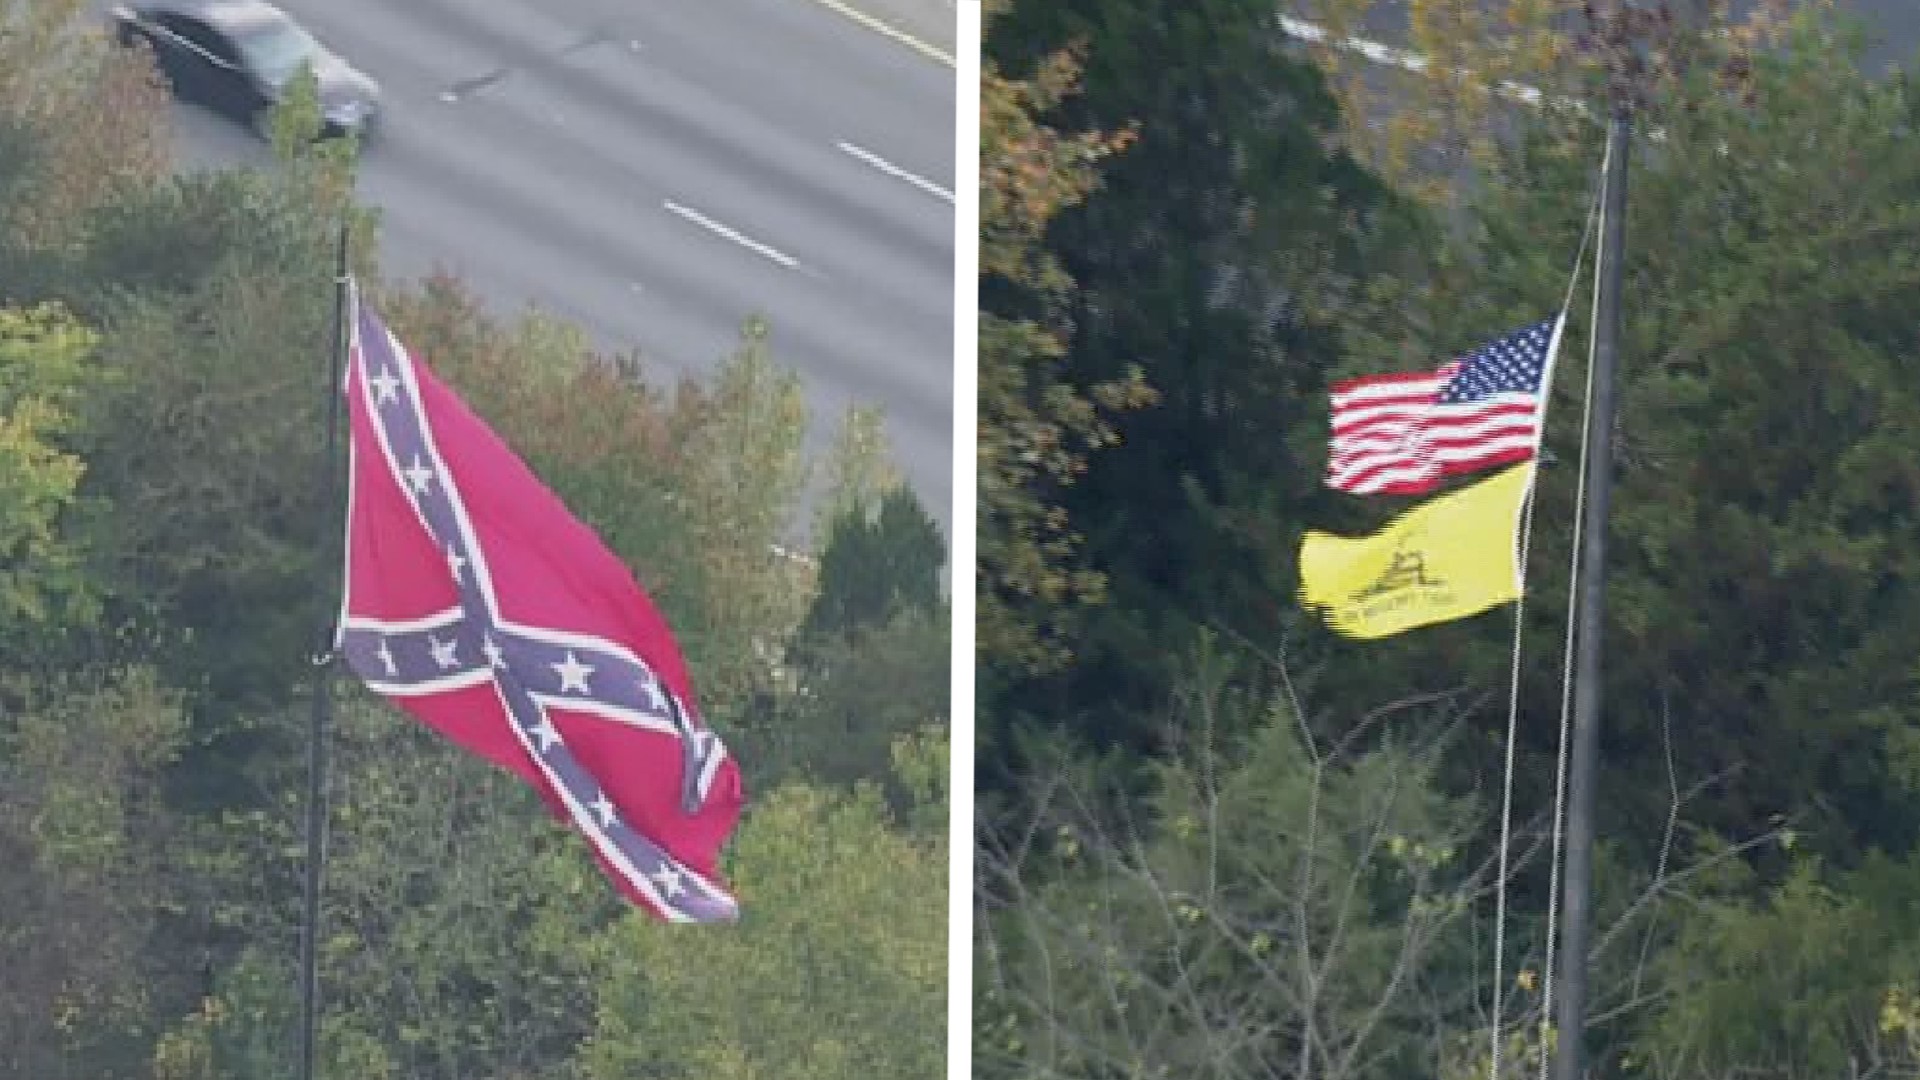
[143, 0, 956, 547]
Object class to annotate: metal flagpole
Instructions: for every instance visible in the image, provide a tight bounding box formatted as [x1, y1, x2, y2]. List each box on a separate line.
[299, 217, 352, 1080]
[1550, 98, 1630, 1080]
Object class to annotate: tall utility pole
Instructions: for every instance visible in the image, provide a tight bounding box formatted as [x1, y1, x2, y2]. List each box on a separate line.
[1550, 97, 1631, 1080]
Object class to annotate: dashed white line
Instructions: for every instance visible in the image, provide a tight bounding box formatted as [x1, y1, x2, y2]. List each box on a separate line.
[662, 200, 800, 269]
[1277, 16, 1571, 117]
[1275, 14, 1669, 142]
[770, 543, 817, 568]
[837, 141, 954, 203]
[803, 0, 954, 67]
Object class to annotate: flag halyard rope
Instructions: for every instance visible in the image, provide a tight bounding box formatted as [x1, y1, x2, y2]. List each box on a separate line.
[1489, 136, 1608, 1080]
[1534, 134, 1611, 1080]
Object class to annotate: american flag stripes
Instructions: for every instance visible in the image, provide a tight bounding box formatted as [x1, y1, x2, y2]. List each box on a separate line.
[335, 282, 743, 923]
[1326, 316, 1562, 497]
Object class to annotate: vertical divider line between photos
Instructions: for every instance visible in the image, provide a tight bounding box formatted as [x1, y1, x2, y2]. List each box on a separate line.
[950, 3, 983, 1078]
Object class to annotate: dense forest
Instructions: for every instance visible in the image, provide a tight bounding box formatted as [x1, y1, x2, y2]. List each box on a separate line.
[978, 0, 1920, 1076]
[0, 2, 948, 1077]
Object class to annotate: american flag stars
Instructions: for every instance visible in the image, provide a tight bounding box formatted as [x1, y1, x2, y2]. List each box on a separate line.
[1325, 315, 1561, 497]
[1436, 321, 1552, 405]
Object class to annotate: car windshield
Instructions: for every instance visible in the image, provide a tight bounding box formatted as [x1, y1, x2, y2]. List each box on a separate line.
[231, 17, 321, 87]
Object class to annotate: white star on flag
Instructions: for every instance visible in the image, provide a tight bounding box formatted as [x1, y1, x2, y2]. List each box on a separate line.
[403, 455, 434, 495]
[638, 675, 665, 712]
[368, 367, 401, 405]
[649, 865, 686, 898]
[553, 651, 595, 694]
[532, 719, 561, 753]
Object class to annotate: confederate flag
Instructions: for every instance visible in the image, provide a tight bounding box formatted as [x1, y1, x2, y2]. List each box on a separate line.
[332, 282, 744, 923]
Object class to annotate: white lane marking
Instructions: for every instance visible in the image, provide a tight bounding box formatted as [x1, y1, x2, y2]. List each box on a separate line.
[837, 141, 954, 203]
[803, 0, 954, 67]
[662, 200, 800, 269]
[770, 543, 816, 568]
[1277, 15, 1545, 106]
[1275, 14, 1669, 141]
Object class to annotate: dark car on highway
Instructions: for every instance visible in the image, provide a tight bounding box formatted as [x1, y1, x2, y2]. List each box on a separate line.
[110, 0, 380, 140]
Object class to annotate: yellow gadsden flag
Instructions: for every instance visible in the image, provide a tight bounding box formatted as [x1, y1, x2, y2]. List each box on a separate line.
[1299, 463, 1534, 639]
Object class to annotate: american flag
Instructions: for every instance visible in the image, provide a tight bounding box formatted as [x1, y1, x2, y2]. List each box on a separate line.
[335, 282, 743, 923]
[1325, 316, 1561, 497]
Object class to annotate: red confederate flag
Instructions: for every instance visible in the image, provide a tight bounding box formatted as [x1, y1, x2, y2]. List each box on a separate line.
[333, 282, 743, 923]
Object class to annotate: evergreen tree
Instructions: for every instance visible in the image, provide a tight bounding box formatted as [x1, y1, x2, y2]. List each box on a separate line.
[984, 0, 1436, 755]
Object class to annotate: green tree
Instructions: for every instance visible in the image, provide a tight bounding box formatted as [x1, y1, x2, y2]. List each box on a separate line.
[149, 684, 613, 1080]
[798, 483, 945, 648]
[0, 0, 172, 256]
[747, 481, 948, 793]
[983, 0, 1433, 749]
[976, 637, 1787, 1080]
[0, 302, 95, 631]
[979, 0, 1150, 678]
[1629, 851, 1920, 1079]
[0, 667, 194, 1080]
[977, 642, 1489, 1080]
[755, 607, 947, 795]
[583, 731, 947, 1080]
[64, 254, 337, 720]
[811, 403, 905, 541]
